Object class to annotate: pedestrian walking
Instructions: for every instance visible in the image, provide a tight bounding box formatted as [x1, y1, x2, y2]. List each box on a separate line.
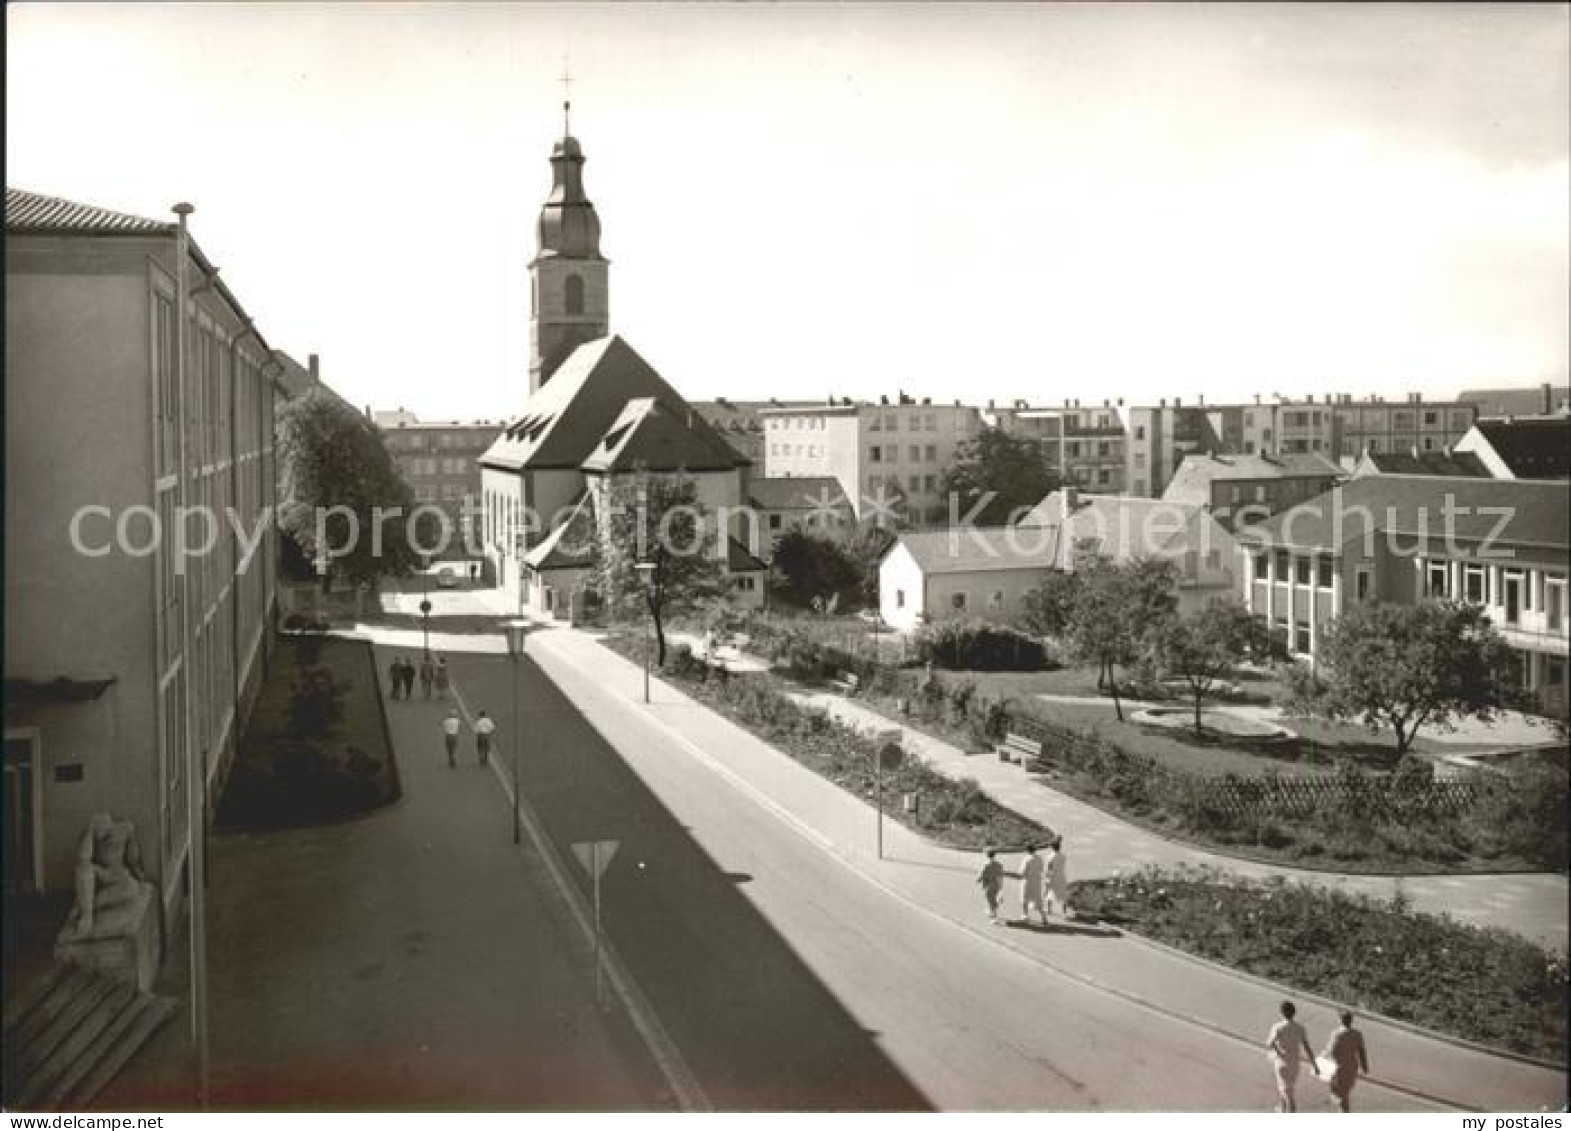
[469, 561, 479, 585]
[400, 657, 416, 699]
[1045, 835, 1074, 921]
[441, 708, 460, 769]
[474, 710, 495, 765]
[387, 656, 403, 700]
[1265, 1000, 1318, 1112]
[976, 848, 1004, 924]
[1019, 844, 1047, 926]
[419, 655, 435, 699]
[433, 657, 451, 700]
[1320, 1012, 1369, 1113]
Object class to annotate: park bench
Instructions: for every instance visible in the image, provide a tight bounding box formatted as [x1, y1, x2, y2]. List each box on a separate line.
[995, 732, 1043, 766]
[828, 671, 861, 696]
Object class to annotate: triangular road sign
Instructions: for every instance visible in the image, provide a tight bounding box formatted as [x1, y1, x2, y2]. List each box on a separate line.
[572, 839, 620, 879]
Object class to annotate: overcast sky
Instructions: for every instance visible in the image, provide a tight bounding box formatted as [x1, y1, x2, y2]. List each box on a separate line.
[8, 2, 1568, 421]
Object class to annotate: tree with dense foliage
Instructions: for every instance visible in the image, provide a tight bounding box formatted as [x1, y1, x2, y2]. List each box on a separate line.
[593, 472, 728, 666]
[939, 428, 1060, 526]
[773, 528, 862, 608]
[845, 521, 898, 609]
[1284, 600, 1514, 753]
[1062, 552, 1179, 720]
[1146, 600, 1272, 734]
[277, 387, 428, 588]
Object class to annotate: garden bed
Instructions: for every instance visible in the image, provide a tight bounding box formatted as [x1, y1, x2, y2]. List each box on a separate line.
[601, 632, 1047, 851]
[217, 634, 400, 830]
[1072, 866, 1568, 1062]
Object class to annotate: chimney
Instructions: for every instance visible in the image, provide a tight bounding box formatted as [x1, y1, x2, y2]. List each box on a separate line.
[309, 353, 320, 383]
[1544, 382, 1554, 414]
[1254, 393, 1261, 405]
[1175, 397, 1183, 408]
[988, 398, 995, 410]
[1160, 397, 1167, 408]
[1197, 394, 1204, 406]
[1117, 397, 1124, 406]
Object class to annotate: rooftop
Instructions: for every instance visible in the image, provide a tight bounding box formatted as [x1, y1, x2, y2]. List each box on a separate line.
[6, 187, 169, 235]
[1470, 418, 1571, 480]
[747, 476, 851, 511]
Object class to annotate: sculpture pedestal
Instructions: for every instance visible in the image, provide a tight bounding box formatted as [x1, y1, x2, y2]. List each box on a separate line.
[55, 882, 160, 993]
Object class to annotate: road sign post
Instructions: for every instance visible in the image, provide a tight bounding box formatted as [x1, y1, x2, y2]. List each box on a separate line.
[573, 839, 619, 1011]
[874, 735, 902, 860]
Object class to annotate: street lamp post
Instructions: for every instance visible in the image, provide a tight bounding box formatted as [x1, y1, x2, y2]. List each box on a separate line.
[419, 597, 432, 658]
[635, 561, 656, 703]
[503, 619, 529, 846]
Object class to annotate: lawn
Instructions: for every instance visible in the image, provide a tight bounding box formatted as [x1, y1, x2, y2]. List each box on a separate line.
[217, 634, 401, 829]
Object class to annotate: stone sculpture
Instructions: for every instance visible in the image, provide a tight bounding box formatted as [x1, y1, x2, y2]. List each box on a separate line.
[56, 814, 159, 991]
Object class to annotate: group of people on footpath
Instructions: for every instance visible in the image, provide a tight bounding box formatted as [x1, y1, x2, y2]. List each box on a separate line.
[975, 839, 1072, 927]
[440, 707, 495, 769]
[1267, 1000, 1371, 1113]
[386, 653, 450, 701]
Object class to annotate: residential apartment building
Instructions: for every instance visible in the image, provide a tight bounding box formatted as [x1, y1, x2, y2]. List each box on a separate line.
[691, 398, 819, 466]
[1456, 383, 1570, 419]
[1236, 476, 1569, 717]
[375, 411, 503, 559]
[762, 395, 983, 524]
[5, 188, 284, 922]
[992, 399, 1128, 495]
[1327, 394, 1477, 465]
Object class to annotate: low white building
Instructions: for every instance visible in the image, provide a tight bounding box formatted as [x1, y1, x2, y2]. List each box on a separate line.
[878, 527, 1056, 632]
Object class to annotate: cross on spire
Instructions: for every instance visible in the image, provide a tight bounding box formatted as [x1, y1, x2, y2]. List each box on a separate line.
[559, 57, 574, 135]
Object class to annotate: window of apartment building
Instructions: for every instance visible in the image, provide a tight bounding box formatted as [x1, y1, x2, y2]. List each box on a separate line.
[869, 445, 882, 462]
[1263, 429, 1272, 443]
[909, 445, 921, 462]
[1394, 412, 1413, 430]
[1316, 558, 1333, 587]
[885, 414, 898, 431]
[1294, 621, 1311, 653]
[1097, 468, 1111, 485]
[925, 444, 937, 461]
[988, 589, 1004, 610]
[443, 484, 465, 500]
[416, 485, 437, 502]
[1503, 570, 1523, 625]
[867, 475, 882, 493]
[1064, 414, 1079, 431]
[1423, 411, 1438, 426]
[1285, 411, 1307, 427]
[868, 416, 881, 431]
[1274, 550, 1290, 579]
[1294, 557, 1311, 585]
[951, 592, 967, 611]
[1097, 441, 1110, 457]
[1066, 441, 1080, 458]
[1356, 567, 1372, 601]
[1421, 436, 1436, 451]
[1465, 564, 1485, 603]
[1253, 553, 1270, 581]
[1135, 426, 1146, 440]
[925, 414, 938, 431]
[1427, 562, 1448, 597]
[908, 475, 921, 492]
[924, 474, 937, 492]
[1451, 410, 1470, 430]
[444, 458, 466, 474]
[769, 514, 782, 530]
[1547, 578, 1565, 631]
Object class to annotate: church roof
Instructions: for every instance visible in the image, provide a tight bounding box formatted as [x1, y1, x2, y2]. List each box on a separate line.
[483, 336, 747, 474]
[536, 132, 603, 261]
[581, 396, 745, 474]
[523, 491, 599, 572]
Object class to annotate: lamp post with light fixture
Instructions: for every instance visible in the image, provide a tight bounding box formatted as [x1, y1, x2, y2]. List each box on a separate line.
[635, 560, 657, 703]
[502, 618, 530, 845]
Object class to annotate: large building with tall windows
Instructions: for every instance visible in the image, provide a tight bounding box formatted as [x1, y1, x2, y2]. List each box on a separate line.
[5, 188, 285, 921]
[374, 411, 502, 559]
[1235, 475, 1569, 717]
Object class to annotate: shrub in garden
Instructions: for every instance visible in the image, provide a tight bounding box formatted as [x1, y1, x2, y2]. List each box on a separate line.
[287, 668, 347, 738]
[918, 620, 1047, 671]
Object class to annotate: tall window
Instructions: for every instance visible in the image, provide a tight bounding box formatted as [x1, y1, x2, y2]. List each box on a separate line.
[565, 273, 585, 316]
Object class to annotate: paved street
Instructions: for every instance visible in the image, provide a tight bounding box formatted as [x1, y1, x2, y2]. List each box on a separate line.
[360, 585, 1566, 1111]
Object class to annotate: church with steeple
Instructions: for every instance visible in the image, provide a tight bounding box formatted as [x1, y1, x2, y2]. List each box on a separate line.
[479, 104, 766, 618]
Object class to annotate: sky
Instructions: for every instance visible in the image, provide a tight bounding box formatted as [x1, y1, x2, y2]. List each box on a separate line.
[8, 2, 1568, 421]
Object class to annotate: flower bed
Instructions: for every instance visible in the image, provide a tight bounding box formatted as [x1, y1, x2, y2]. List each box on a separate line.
[601, 632, 1048, 851]
[1072, 866, 1568, 1062]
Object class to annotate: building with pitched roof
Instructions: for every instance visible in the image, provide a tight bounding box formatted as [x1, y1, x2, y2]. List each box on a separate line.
[1455, 384, 1570, 420]
[1235, 476, 1569, 715]
[1160, 451, 1342, 529]
[1453, 418, 1571, 481]
[747, 476, 855, 558]
[5, 187, 287, 915]
[1349, 447, 1490, 479]
[479, 126, 764, 618]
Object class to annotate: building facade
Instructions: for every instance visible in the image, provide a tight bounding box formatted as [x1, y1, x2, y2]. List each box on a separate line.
[1236, 476, 1569, 717]
[5, 188, 283, 922]
[375, 412, 503, 559]
[762, 397, 983, 524]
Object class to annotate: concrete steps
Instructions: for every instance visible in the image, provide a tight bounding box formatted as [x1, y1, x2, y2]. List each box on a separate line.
[2, 962, 175, 1111]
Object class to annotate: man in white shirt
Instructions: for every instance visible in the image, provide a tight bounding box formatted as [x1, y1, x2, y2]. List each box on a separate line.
[441, 709, 460, 768]
[474, 710, 496, 766]
[1265, 1000, 1318, 1112]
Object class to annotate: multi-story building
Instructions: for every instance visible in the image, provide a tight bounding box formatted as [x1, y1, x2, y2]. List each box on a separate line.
[5, 188, 284, 922]
[761, 395, 983, 524]
[1455, 383, 1570, 420]
[1119, 398, 1256, 498]
[1236, 476, 1569, 717]
[992, 399, 1127, 495]
[1327, 393, 1477, 465]
[691, 399, 820, 466]
[374, 411, 502, 559]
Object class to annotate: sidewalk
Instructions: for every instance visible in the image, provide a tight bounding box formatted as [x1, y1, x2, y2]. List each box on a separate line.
[99, 635, 661, 1111]
[510, 618, 1564, 1114]
[796, 691, 1570, 951]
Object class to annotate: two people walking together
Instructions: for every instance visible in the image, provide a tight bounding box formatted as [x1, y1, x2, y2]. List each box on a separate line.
[976, 838, 1073, 927]
[1266, 1001, 1371, 1113]
[441, 707, 495, 769]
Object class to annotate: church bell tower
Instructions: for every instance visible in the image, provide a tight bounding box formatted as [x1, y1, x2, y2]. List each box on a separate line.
[529, 99, 609, 393]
